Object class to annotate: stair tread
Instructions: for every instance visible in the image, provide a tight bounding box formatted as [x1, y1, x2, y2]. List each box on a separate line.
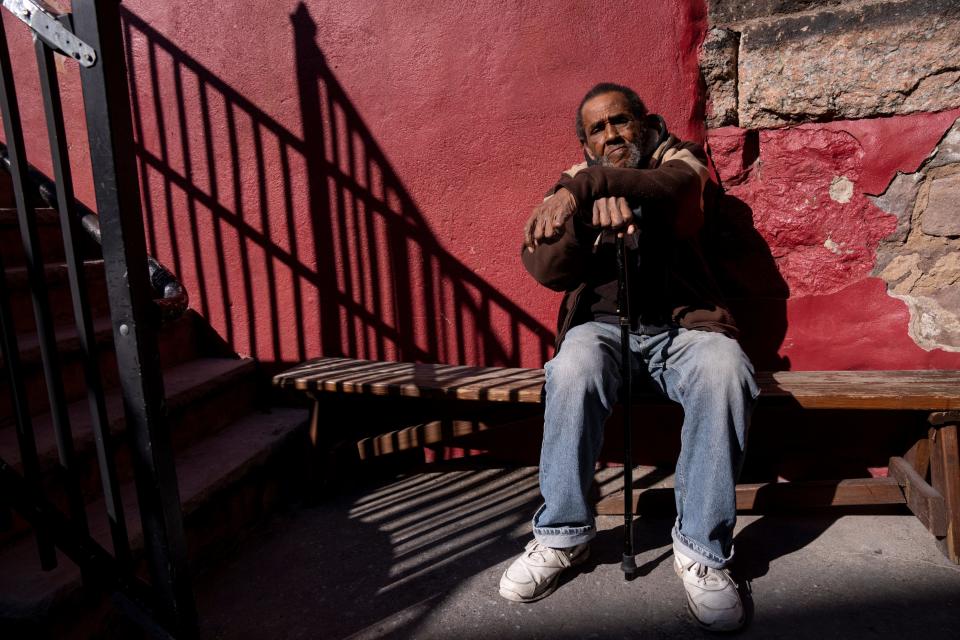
[1, 311, 195, 369]
[3, 258, 105, 286]
[0, 316, 114, 370]
[0, 207, 60, 225]
[0, 406, 309, 615]
[0, 356, 257, 471]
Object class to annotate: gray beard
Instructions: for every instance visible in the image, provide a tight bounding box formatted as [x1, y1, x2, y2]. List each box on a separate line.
[594, 141, 644, 169]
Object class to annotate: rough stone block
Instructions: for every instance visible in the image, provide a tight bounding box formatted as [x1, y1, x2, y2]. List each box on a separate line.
[894, 290, 960, 352]
[869, 172, 921, 244]
[700, 28, 740, 127]
[708, 0, 845, 25]
[872, 118, 960, 351]
[926, 120, 960, 170]
[738, 0, 960, 128]
[921, 172, 960, 237]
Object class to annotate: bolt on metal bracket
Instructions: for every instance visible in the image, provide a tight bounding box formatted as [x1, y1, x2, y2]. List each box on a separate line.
[2, 0, 96, 67]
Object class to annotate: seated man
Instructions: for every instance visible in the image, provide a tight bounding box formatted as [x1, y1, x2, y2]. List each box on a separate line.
[498, 82, 759, 632]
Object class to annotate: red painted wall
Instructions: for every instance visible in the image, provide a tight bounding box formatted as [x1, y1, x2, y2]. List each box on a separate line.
[113, 0, 707, 368]
[4, 1, 959, 371]
[708, 110, 960, 370]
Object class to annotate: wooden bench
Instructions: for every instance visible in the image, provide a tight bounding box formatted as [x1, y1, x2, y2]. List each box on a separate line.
[273, 357, 960, 563]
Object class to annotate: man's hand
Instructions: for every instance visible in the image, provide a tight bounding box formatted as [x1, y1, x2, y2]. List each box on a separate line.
[523, 188, 577, 252]
[592, 196, 637, 237]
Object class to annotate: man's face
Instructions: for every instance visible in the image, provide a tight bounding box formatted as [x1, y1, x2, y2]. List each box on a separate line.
[580, 92, 645, 168]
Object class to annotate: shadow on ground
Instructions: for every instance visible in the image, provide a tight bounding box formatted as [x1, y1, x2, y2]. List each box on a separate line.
[195, 466, 960, 640]
[196, 467, 542, 639]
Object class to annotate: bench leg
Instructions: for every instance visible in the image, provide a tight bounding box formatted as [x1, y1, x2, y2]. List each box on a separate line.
[304, 393, 368, 499]
[903, 435, 930, 479]
[305, 396, 327, 499]
[929, 417, 960, 564]
[305, 394, 343, 500]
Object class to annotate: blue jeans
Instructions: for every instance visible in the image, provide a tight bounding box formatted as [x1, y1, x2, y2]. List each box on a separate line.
[533, 321, 759, 568]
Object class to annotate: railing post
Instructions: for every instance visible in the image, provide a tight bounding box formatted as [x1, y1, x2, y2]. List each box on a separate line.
[71, 0, 197, 635]
[0, 6, 60, 574]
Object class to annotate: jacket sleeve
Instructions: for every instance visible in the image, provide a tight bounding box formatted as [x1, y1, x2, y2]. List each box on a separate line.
[556, 145, 709, 239]
[520, 214, 592, 292]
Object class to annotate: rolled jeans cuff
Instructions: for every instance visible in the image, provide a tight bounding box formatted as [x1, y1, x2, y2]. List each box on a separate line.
[532, 504, 596, 548]
[672, 521, 732, 569]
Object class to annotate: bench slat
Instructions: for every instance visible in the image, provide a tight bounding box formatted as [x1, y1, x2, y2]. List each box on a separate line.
[595, 478, 907, 514]
[275, 357, 546, 402]
[274, 357, 960, 411]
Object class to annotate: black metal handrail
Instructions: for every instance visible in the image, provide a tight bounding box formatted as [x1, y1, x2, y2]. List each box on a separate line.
[0, 1, 198, 636]
[0, 141, 189, 320]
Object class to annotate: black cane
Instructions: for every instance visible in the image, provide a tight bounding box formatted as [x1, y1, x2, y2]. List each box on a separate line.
[616, 221, 638, 579]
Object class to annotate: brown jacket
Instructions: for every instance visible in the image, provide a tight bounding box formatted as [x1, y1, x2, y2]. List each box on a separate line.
[521, 130, 737, 351]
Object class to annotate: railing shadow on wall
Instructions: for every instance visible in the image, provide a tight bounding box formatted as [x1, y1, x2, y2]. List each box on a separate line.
[119, 4, 555, 371]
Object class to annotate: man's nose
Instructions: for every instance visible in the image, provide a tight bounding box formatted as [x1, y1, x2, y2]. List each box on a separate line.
[602, 122, 622, 144]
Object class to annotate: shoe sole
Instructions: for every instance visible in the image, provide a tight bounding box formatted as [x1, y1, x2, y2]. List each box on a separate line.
[498, 545, 590, 603]
[684, 598, 745, 633]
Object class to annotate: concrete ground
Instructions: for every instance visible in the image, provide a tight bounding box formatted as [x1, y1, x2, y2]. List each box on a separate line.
[194, 466, 960, 639]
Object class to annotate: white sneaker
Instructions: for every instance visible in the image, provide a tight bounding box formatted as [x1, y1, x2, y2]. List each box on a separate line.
[674, 546, 745, 631]
[498, 539, 589, 602]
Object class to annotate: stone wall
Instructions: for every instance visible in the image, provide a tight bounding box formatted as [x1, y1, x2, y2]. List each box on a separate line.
[701, 0, 960, 365]
[702, 0, 960, 129]
[872, 123, 960, 351]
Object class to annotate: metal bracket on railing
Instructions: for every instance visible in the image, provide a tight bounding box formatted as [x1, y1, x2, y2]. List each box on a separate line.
[1, 0, 96, 67]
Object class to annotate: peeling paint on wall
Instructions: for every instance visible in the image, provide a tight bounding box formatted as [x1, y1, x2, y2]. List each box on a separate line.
[714, 126, 894, 298]
[872, 119, 960, 351]
[829, 176, 853, 203]
[703, 0, 960, 369]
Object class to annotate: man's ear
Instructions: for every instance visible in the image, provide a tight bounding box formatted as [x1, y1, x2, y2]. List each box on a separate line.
[643, 114, 667, 149]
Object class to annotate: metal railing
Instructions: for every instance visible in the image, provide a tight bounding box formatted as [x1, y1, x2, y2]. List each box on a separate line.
[0, 140, 190, 321]
[0, 1, 196, 637]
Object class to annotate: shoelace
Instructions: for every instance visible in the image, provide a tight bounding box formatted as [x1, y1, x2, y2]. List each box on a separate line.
[525, 542, 574, 567]
[682, 560, 727, 587]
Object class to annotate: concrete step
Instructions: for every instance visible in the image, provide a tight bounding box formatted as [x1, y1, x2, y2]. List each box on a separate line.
[0, 357, 260, 536]
[0, 406, 310, 637]
[0, 311, 201, 422]
[3, 260, 109, 333]
[0, 208, 77, 268]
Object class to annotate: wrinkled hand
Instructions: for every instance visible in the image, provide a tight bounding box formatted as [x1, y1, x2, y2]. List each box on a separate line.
[523, 188, 577, 252]
[591, 196, 637, 237]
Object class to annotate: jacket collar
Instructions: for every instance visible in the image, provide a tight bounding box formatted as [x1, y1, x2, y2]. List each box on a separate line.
[644, 115, 674, 168]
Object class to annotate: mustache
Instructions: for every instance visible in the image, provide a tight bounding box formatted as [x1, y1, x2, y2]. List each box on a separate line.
[596, 141, 644, 168]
